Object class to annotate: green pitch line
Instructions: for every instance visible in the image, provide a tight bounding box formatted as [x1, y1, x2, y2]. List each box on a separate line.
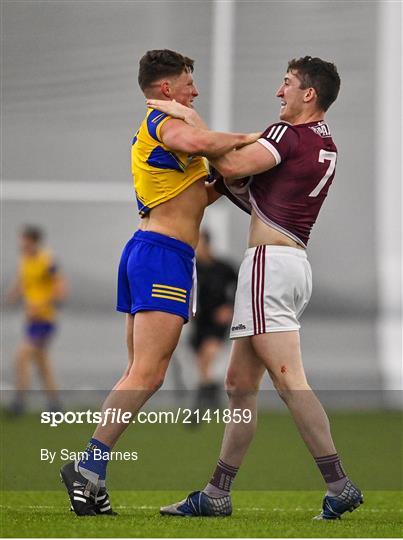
[1, 490, 402, 537]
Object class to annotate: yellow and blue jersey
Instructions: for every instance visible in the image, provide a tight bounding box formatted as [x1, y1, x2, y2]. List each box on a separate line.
[19, 249, 58, 322]
[131, 108, 208, 216]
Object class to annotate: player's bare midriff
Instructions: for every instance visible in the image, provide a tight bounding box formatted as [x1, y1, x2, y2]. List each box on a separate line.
[248, 209, 304, 250]
[138, 178, 208, 249]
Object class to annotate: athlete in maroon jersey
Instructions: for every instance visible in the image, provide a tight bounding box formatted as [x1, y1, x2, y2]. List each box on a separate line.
[251, 119, 337, 246]
[148, 56, 363, 521]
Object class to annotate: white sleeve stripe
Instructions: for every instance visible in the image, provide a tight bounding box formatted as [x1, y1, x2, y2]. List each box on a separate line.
[267, 125, 276, 138]
[257, 138, 281, 165]
[272, 125, 282, 140]
[275, 125, 288, 142]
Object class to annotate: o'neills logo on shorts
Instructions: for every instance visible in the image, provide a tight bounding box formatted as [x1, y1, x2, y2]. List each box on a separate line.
[231, 323, 246, 331]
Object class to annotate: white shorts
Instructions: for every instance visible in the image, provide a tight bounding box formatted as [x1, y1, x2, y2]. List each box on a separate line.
[230, 245, 312, 338]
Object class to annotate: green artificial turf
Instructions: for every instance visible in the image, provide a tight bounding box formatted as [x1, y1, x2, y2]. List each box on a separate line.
[1, 409, 402, 537]
[1, 490, 402, 537]
[1, 410, 402, 491]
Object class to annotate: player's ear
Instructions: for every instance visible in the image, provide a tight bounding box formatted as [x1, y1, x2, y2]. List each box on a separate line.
[303, 87, 316, 104]
[161, 80, 171, 99]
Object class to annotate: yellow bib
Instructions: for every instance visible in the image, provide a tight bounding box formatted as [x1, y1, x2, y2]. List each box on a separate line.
[19, 249, 57, 321]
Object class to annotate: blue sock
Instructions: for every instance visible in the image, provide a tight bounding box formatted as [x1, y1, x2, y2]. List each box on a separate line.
[78, 438, 110, 484]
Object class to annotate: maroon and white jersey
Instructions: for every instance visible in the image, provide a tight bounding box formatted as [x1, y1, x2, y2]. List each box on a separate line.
[249, 120, 337, 247]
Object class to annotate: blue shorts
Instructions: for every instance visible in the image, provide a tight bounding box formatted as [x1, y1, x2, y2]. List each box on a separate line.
[116, 230, 195, 322]
[25, 321, 56, 346]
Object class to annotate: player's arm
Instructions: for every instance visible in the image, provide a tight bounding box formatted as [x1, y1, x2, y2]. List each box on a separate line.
[213, 121, 299, 181]
[147, 99, 269, 170]
[55, 272, 68, 302]
[160, 119, 259, 159]
[210, 143, 277, 181]
[148, 99, 282, 180]
[147, 98, 208, 129]
[49, 263, 68, 303]
[54, 272, 68, 303]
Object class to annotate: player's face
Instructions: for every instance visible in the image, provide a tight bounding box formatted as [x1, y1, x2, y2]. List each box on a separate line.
[169, 69, 199, 108]
[20, 236, 39, 256]
[276, 70, 307, 123]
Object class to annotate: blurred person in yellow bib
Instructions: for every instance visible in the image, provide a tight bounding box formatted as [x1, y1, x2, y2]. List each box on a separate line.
[6, 225, 68, 415]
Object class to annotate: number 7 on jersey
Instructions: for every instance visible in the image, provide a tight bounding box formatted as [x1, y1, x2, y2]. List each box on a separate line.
[309, 150, 337, 197]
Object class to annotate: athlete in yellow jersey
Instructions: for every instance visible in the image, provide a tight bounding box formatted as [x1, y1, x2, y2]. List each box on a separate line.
[60, 49, 260, 516]
[6, 226, 67, 414]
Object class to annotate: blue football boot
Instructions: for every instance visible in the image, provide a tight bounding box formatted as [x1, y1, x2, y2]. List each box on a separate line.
[160, 490, 232, 517]
[314, 480, 363, 520]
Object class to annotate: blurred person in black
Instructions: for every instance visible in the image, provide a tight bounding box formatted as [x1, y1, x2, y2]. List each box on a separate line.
[190, 230, 237, 412]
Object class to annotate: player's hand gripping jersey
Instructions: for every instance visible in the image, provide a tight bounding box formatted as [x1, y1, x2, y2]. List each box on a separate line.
[132, 108, 208, 216]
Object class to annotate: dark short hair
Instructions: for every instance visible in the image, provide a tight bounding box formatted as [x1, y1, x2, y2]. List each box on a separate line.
[287, 56, 340, 111]
[138, 49, 194, 92]
[21, 225, 43, 243]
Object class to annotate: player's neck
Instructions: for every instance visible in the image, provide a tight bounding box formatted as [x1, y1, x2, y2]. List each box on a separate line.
[144, 90, 169, 101]
[23, 248, 40, 258]
[291, 111, 324, 126]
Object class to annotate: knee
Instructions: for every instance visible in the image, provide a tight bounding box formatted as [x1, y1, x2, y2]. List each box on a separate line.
[127, 367, 166, 393]
[17, 343, 34, 360]
[200, 339, 220, 359]
[148, 373, 165, 392]
[33, 345, 47, 358]
[225, 369, 260, 398]
[270, 373, 310, 401]
[273, 382, 291, 403]
[137, 373, 165, 393]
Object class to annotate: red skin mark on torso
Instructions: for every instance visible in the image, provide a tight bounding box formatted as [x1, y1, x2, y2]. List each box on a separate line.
[280, 365, 287, 374]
